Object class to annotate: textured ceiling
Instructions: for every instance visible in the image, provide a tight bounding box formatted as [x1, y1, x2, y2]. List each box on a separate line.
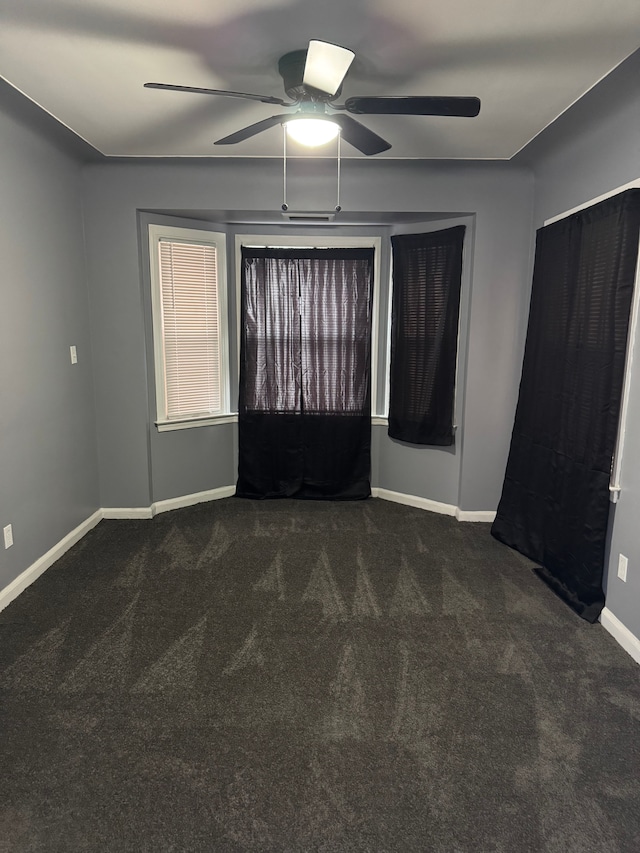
[1, 0, 639, 159]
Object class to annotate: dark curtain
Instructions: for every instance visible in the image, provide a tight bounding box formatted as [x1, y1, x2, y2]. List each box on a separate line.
[388, 226, 465, 445]
[492, 189, 640, 622]
[237, 247, 374, 500]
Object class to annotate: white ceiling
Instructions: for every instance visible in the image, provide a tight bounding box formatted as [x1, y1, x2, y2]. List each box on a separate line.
[1, 0, 639, 160]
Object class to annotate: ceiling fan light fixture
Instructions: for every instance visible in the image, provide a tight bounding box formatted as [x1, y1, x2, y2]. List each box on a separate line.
[302, 40, 355, 96]
[285, 117, 340, 147]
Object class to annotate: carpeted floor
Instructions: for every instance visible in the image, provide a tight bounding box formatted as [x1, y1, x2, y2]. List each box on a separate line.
[1, 497, 639, 852]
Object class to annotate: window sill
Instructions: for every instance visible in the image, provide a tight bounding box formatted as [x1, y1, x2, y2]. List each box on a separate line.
[157, 414, 389, 431]
[372, 420, 458, 429]
[156, 414, 238, 432]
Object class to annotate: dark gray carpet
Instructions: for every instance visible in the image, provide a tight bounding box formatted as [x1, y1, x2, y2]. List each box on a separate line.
[1, 497, 639, 852]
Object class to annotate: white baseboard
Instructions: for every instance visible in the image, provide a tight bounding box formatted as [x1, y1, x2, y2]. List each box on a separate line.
[372, 487, 495, 522]
[455, 509, 497, 522]
[600, 607, 640, 666]
[0, 510, 102, 614]
[151, 485, 236, 515]
[372, 487, 457, 516]
[101, 485, 237, 520]
[101, 507, 154, 519]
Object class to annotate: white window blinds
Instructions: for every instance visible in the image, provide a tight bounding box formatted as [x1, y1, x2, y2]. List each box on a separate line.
[157, 238, 224, 420]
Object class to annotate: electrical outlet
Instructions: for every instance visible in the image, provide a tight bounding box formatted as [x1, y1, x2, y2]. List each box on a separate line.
[618, 553, 628, 582]
[3, 524, 13, 549]
[70, 345, 78, 364]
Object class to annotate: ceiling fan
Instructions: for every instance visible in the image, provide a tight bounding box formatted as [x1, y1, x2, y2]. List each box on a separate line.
[145, 40, 481, 156]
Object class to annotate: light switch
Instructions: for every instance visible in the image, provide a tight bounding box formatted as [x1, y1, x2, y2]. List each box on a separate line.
[618, 553, 628, 582]
[70, 345, 78, 364]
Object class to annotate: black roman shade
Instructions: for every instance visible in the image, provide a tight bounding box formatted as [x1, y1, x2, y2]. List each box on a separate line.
[388, 226, 465, 445]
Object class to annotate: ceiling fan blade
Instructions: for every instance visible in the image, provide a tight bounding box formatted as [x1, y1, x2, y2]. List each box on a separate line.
[214, 114, 291, 146]
[331, 114, 391, 156]
[302, 40, 355, 96]
[345, 96, 481, 117]
[144, 82, 289, 106]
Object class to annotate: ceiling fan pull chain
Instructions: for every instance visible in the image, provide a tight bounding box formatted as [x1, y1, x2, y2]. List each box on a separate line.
[335, 133, 342, 212]
[282, 125, 288, 211]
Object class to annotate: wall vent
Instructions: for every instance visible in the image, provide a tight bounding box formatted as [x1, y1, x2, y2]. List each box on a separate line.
[281, 211, 336, 222]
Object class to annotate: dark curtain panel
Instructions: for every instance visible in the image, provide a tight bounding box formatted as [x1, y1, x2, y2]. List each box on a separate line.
[237, 247, 374, 500]
[388, 226, 465, 445]
[492, 189, 640, 622]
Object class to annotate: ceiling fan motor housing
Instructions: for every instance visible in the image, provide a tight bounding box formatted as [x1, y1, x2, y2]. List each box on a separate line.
[278, 50, 342, 101]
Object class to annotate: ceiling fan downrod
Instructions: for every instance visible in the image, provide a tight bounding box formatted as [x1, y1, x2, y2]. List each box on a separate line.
[280, 125, 342, 214]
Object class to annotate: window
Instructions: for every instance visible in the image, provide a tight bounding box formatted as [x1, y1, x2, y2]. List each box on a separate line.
[235, 234, 383, 416]
[388, 226, 465, 445]
[148, 225, 229, 430]
[240, 248, 374, 415]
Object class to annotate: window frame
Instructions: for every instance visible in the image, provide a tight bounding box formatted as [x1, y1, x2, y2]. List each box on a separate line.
[148, 224, 231, 432]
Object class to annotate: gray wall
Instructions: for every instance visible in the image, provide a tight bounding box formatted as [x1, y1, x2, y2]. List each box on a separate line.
[521, 49, 640, 636]
[0, 94, 99, 591]
[81, 158, 534, 512]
